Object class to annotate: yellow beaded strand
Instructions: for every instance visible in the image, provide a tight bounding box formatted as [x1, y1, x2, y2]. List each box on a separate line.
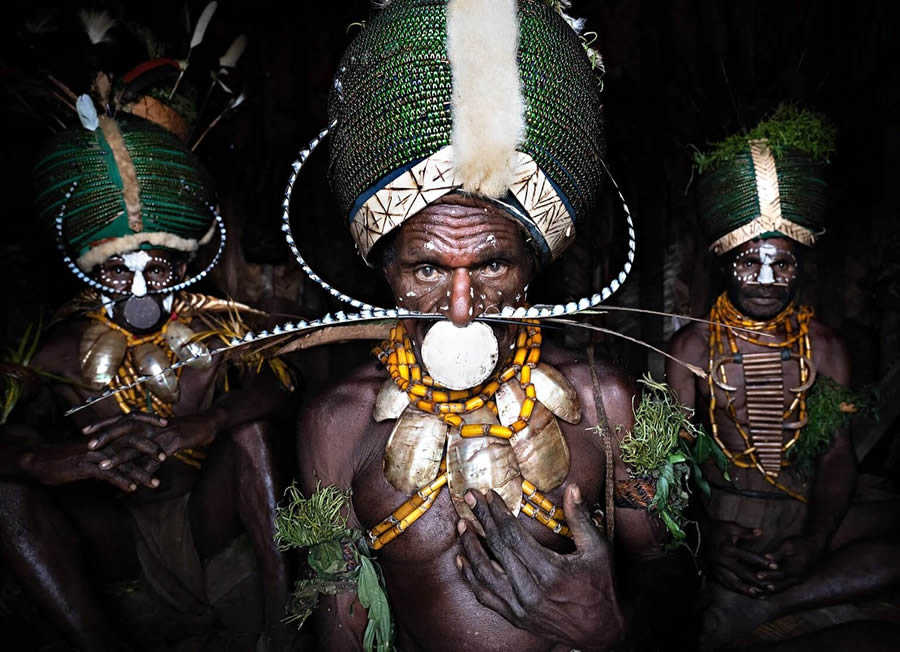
[367, 321, 575, 545]
[707, 294, 812, 501]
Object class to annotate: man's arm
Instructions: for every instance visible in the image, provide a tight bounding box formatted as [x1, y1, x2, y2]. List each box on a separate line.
[757, 327, 856, 591]
[295, 372, 377, 649]
[665, 323, 706, 412]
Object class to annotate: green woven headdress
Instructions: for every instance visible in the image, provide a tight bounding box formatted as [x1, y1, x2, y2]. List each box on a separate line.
[327, 0, 606, 265]
[694, 106, 836, 255]
[34, 112, 217, 272]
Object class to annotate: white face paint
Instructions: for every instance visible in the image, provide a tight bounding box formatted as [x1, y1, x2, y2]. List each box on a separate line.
[100, 294, 114, 318]
[757, 243, 777, 285]
[732, 243, 797, 287]
[121, 251, 152, 297]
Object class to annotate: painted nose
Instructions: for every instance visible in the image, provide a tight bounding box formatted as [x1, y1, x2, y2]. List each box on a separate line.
[447, 268, 474, 327]
[757, 263, 775, 285]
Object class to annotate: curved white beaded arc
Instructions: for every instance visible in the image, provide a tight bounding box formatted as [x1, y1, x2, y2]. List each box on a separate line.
[281, 120, 385, 312]
[500, 158, 637, 321]
[55, 182, 228, 296]
[281, 125, 636, 320]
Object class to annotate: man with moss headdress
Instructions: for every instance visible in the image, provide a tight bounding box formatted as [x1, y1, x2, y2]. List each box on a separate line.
[667, 107, 900, 647]
[275, 1, 699, 650]
[0, 86, 296, 649]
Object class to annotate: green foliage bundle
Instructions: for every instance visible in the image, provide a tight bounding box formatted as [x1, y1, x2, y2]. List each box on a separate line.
[275, 484, 393, 652]
[622, 375, 728, 546]
[694, 105, 837, 174]
[787, 375, 878, 476]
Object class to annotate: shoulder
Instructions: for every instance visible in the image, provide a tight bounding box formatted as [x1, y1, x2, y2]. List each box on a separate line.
[541, 342, 637, 435]
[30, 318, 90, 380]
[807, 316, 850, 384]
[667, 321, 708, 361]
[296, 358, 386, 488]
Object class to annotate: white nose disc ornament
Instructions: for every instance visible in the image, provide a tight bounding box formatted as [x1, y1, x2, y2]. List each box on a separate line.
[420, 320, 499, 390]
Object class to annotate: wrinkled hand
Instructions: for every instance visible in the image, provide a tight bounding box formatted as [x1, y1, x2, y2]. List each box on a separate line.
[456, 485, 623, 651]
[750, 535, 823, 594]
[706, 520, 778, 597]
[86, 412, 217, 460]
[27, 413, 169, 492]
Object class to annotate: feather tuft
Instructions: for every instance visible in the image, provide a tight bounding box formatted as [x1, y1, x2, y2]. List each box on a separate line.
[446, 0, 524, 198]
[78, 9, 117, 45]
[190, 1, 218, 49]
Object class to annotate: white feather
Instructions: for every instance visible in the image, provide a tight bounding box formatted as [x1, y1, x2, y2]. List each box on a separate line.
[78, 9, 116, 45]
[76, 94, 99, 131]
[219, 34, 247, 69]
[229, 91, 247, 110]
[446, 0, 524, 198]
[190, 1, 218, 49]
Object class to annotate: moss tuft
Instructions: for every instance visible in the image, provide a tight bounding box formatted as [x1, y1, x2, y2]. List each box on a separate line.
[694, 105, 837, 174]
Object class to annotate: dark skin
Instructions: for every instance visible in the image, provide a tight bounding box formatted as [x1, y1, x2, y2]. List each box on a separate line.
[667, 237, 900, 646]
[0, 249, 293, 651]
[298, 195, 666, 651]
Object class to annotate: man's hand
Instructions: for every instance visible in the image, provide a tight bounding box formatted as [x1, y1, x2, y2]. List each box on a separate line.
[456, 485, 624, 651]
[706, 520, 778, 597]
[24, 413, 169, 491]
[151, 413, 219, 457]
[751, 535, 824, 593]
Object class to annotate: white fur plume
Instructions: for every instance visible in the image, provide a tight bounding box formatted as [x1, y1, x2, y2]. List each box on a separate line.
[78, 9, 116, 45]
[446, 0, 524, 198]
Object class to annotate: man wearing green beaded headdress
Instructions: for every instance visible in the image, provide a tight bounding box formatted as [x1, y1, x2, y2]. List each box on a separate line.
[0, 81, 297, 649]
[667, 107, 900, 647]
[276, 1, 702, 650]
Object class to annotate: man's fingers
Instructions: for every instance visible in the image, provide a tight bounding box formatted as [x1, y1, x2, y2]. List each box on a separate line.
[121, 434, 166, 459]
[84, 413, 167, 437]
[480, 492, 544, 596]
[118, 463, 159, 489]
[716, 567, 762, 597]
[87, 422, 136, 449]
[97, 448, 141, 471]
[457, 520, 501, 585]
[92, 467, 138, 493]
[456, 554, 515, 618]
[726, 546, 778, 570]
[562, 484, 604, 553]
[82, 414, 126, 434]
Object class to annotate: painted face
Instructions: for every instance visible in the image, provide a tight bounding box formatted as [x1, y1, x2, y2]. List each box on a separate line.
[383, 195, 535, 384]
[93, 249, 186, 331]
[726, 237, 801, 320]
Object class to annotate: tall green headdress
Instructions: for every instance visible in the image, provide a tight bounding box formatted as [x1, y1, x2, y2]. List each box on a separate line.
[33, 103, 225, 294]
[282, 0, 636, 317]
[694, 106, 837, 255]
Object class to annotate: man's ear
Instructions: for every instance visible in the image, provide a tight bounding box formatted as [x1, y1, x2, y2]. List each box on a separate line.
[176, 261, 188, 281]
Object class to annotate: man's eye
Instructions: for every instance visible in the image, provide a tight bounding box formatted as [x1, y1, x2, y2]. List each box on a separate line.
[113, 265, 128, 275]
[484, 260, 507, 274]
[146, 265, 166, 276]
[416, 265, 437, 279]
[745, 260, 755, 268]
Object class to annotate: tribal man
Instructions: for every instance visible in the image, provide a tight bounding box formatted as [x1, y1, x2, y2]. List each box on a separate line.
[0, 99, 294, 649]
[280, 1, 683, 650]
[667, 108, 900, 648]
